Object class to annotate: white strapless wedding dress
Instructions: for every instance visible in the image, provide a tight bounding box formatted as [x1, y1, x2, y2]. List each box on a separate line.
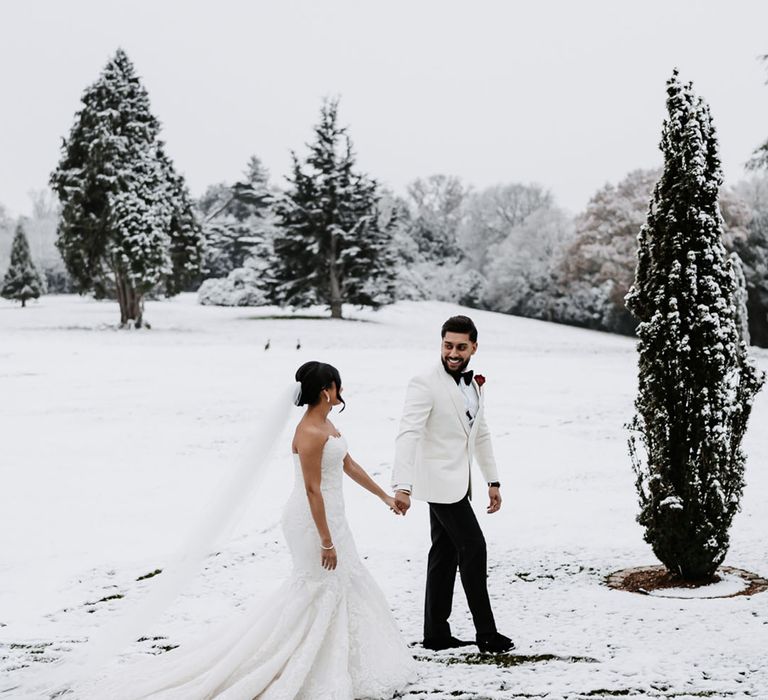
[75, 435, 416, 699]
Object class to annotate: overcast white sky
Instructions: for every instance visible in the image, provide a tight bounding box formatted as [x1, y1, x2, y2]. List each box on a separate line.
[2, 0, 768, 218]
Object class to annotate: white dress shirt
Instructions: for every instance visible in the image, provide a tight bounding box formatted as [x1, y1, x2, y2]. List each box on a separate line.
[459, 376, 479, 424]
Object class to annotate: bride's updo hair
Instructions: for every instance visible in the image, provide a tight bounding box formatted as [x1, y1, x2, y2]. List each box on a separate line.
[295, 361, 345, 411]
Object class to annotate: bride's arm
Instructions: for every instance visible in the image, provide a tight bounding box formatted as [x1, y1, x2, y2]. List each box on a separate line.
[343, 454, 399, 512]
[296, 432, 337, 569]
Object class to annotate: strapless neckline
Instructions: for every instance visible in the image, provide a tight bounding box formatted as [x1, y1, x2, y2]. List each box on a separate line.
[292, 434, 344, 456]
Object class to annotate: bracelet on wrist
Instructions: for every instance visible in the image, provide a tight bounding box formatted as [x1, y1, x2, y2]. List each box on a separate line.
[320, 542, 335, 550]
[488, 481, 501, 488]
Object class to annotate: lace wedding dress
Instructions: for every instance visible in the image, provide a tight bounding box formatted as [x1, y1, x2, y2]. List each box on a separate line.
[76, 435, 416, 699]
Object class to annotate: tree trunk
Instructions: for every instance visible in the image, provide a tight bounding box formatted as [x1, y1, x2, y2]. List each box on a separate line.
[115, 272, 145, 328]
[125, 284, 144, 328]
[328, 231, 343, 319]
[21, 297, 26, 308]
[115, 272, 128, 325]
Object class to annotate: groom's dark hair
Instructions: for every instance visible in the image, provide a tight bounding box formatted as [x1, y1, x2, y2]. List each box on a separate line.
[441, 315, 478, 342]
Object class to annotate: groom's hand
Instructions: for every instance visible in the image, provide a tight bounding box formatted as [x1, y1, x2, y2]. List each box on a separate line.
[487, 486, 502, 514]
[394, 490, 411, 515]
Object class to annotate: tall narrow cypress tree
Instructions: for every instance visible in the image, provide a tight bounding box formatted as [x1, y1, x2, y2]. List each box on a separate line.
[625, 71, 765, 579]
[1, 224, 45, 307]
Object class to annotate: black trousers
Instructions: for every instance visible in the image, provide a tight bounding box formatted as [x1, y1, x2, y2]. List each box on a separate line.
[424, 494, 497, 639]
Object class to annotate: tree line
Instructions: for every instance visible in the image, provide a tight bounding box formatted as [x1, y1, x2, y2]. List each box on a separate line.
[198, 160, 768, 345]
[3, 48, 768, 347]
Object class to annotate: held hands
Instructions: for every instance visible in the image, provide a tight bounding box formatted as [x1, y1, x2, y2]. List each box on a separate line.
[382, 494, 405, 515]
[393, 490, 411, 515]
[487, 485, 502, 514]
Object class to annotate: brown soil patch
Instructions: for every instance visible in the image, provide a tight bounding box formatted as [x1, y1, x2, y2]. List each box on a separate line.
[606, 565, 768, 598]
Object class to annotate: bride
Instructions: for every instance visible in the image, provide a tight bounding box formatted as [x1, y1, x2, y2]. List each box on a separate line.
[74, 360, 417, 699]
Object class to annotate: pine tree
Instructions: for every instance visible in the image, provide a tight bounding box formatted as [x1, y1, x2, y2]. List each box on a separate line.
[1, 223, 45, 307]
[196, 159, 278, 308]
[159, 148, 205, 295]
[625, 71, 765, 579]
[272, 99, 395, 319]
[50, 48, 204, 327]
[199, 156, 274, 280]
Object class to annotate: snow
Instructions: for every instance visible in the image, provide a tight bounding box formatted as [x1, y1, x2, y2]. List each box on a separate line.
[647, 573, 748, 599]
[1, 294, 768, 699]
[658, 496, 683, 511]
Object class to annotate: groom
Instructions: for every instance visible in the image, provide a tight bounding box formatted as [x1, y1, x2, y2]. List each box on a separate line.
[392, 315, 513, 653]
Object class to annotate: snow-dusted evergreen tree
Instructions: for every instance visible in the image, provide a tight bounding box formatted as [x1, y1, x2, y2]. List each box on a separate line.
[50, 48, 204, 327]
[199, 156, 274, 280]
[625, 71, 765, 579]
[272, 99, 395, 319]
[159, 148, 204, 295]
[1, 223, 45, 307]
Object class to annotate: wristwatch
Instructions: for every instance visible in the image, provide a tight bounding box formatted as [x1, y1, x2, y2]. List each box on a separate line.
[488, 481, 501, 488]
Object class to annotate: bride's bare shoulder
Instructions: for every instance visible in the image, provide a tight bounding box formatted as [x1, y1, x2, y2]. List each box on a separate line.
[293, 422, 328, 455]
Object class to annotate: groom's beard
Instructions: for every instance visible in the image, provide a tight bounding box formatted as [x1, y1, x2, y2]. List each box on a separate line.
[441, 357, 470, 376]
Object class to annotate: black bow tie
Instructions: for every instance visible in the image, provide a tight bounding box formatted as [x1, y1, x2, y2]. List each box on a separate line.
[452, 370, 473, 386]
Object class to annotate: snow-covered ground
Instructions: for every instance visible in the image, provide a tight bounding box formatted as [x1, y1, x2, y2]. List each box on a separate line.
[1, 294, 767, 700]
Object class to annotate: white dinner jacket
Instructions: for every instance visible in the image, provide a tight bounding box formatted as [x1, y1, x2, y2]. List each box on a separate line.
[392, 363, 499, 504]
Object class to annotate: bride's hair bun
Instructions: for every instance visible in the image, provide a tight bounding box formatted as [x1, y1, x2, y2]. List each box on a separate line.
[294, 361, 345, 411]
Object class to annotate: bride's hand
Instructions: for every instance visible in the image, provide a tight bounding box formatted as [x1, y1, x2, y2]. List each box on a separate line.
[321, 544, 337, 570]
[382, 495, 401, 514]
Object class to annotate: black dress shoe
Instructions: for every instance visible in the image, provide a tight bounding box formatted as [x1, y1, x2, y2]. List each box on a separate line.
[422, 636, 474, 651]
[476, 632, 515, 653]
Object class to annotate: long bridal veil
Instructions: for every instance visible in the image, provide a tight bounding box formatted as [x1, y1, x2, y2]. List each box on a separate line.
[30, 383, 302, 698]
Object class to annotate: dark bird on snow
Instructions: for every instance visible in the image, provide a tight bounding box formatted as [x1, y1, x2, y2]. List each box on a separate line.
[296, 339, 301, 350]
[264, 339, 271, 351]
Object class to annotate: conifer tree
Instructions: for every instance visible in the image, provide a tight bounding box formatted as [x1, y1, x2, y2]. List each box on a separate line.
[50, 49, 204, 327]
[272, 99, 395, 319]
[625, 71, 765, 579]
[1, 223, 45, 307]
[160, 148, 204, 295]
[199, 156, 274, 280]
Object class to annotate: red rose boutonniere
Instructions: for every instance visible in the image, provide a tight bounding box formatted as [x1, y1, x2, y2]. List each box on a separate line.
[475, 374, 486, 389]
